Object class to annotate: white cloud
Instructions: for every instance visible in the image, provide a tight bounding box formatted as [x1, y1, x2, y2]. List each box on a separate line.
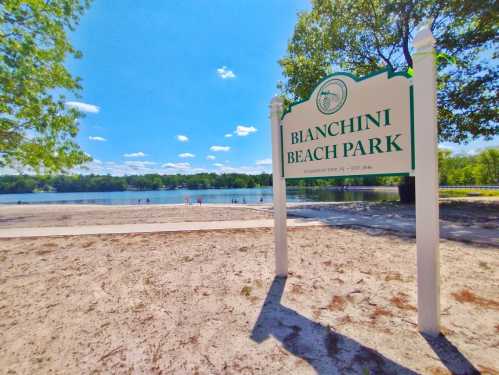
[124, 161, 156, 165]
[4, 158, 271, 177]
[191, 168, 208, 173]
[0, 164, 28, 175]
[178, 152, 195, 158]
[210, 145, 231, 152]
[217, 66, 236, 79]
[212, 164, 271, 175]
[465, 148, 480, 156]
[162, 162, 191, 170]
[206, 155, 216, 160]
[73, 159, 159, 176]
[65, 101, 100, 114]
[123, 151, 146, 158]
[256, 158, 272, 166]
[124, 161, 157, 167]
[176, 135, 189, 142]
[234, 125, 257, 137]
[77, 160, 207, 176]
[88, 136, 107, 142]
[224, 133, 233, 138]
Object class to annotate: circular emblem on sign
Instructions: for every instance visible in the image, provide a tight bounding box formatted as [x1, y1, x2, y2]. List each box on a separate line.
[316, 78, 347, 115]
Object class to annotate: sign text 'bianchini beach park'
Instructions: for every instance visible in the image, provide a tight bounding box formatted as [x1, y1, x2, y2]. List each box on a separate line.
[281, 70, 414, 180]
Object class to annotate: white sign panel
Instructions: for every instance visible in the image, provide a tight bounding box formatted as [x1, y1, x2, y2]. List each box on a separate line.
[281, 69, 414, 179]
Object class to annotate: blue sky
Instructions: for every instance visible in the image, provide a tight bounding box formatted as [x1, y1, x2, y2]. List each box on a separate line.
[68, 0, 309, 175]
[59, 1, 497, 175]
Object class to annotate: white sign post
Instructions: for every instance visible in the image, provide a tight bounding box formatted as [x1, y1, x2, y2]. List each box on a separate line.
[270, 96, 288, 277]
[413, 22, 440, 336]
[269, 22, 439, 335]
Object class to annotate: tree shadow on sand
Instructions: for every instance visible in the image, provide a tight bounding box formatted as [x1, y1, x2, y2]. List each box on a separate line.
[250, 277, 418, 374]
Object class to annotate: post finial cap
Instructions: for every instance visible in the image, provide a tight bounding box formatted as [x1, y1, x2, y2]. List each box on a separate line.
[270, 96, 285, 114]
[270, 96, 284, 106]
[413, 19, 435, 51]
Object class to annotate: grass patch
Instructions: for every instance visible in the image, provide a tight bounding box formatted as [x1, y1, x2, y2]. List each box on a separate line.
[384, 272, 403, 282]
[440, 189, 499, 198]
[240, 286, 252, 297]
[479, 261, 491, 270]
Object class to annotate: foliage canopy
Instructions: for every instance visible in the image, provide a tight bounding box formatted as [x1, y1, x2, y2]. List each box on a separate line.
[0, 0, 91, 173]
[279, 0, 498, 143]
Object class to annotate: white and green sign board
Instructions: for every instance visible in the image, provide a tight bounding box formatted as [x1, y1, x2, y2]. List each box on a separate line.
[270, 22, 442, 336]
[281, 69, 414, 179]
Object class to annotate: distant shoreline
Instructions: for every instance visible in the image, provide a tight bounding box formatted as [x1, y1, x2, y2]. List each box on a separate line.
[1, 186, 496, 205]
[0, 185, 399, 195]
[3, 185, 498, 196]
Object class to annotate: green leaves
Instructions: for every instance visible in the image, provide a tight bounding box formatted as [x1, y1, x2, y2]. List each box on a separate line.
[439, 147, 498, 185]
[279, 0, 499, 144]
[436, 52, 457, 66]
[0, 0, 92, 173]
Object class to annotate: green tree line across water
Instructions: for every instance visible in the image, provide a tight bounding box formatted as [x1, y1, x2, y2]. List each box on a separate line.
[0, 149, 497, 194]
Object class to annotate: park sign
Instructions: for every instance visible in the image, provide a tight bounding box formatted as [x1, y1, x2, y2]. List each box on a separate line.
[280, 69, 414, 179]
[270, 19, 441, 337]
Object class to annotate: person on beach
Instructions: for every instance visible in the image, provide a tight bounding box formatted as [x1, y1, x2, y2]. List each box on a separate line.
[196, 197, 202, 205]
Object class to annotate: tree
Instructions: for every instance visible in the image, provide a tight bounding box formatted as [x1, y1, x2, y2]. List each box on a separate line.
[0, 0, 92, 173]
[476, 148, 498, 184]
[438, 148, 453, 185]
[279, 0, 498, 143]
[438, 147, 498, 185]
[279, 0, 498, 202]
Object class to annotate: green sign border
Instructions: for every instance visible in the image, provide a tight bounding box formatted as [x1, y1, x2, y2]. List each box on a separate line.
[280, 67, 414, 180]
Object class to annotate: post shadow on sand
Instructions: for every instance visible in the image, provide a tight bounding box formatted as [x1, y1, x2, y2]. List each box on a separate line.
[422, 333, 479, 375]
[250, 277, 418, 375]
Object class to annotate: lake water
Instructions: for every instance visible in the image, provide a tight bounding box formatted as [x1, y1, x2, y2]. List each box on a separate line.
[0, 187, 399, 205]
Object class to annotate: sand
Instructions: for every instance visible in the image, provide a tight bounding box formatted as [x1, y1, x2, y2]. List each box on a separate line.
[1, 199, 497, 231]
[0, 204, 272, 229]
[1, 226, 498, 374]
[290, 200, 499, 228]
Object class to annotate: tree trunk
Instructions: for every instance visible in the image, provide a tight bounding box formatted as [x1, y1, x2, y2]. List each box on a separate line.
[398, 176, 415, 203]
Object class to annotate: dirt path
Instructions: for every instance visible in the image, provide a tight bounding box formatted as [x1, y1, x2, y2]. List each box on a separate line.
[0, 218, 324, 238]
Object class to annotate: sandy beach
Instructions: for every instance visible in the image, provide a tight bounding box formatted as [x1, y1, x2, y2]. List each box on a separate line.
[0, 204, 272, 229]
[0, 199, 497, 230]
[1, 217, 498, 374]
[2, 0, 497, 373]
